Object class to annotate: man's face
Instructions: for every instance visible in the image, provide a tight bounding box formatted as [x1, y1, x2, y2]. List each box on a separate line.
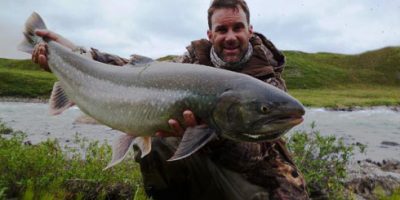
[207, 6, 253, 64]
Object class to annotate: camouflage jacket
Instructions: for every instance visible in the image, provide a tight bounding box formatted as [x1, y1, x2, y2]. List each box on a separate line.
[176, 32, 287, 91]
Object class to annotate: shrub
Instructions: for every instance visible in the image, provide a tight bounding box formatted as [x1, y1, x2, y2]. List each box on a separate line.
[287, 122, 365, 199]
[0, 121, 148, 200]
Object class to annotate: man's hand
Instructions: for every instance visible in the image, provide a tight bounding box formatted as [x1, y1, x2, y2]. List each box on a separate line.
[31, 29, 76, 71]
[156, 110, 203, 137]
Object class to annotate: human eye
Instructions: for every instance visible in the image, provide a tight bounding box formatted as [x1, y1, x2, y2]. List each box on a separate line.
[215, 26, 227, 33]
[233, 23, 245, 32]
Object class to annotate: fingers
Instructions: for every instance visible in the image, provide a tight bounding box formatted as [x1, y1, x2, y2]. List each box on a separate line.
[32, 44, 39, 64]
[38, 55, 50, 72]
[35, 29, 76, 49]
[32, 43, 50, 71]
[155, 119, 183, 137]
[35, 29, 59, 41]
[155, 118, 186, 137]
[168, 119, 184, 136]
[156, 110, 201, 138]
[183, 110, 197, 127]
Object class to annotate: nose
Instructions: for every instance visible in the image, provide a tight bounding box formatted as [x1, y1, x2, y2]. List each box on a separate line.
[225, 30, 237, 42]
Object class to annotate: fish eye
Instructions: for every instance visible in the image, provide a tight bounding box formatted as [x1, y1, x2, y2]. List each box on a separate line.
[260, 105, 269, 113]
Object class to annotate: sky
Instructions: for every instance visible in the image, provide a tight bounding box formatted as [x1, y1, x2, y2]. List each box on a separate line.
[1, 0, 399, 59]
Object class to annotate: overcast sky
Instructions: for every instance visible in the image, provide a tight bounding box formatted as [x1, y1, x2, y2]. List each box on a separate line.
[1, 0, 399, 59]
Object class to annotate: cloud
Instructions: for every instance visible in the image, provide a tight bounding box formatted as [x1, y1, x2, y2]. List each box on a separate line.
[0, 0, 399, 59]
[249, 0, 400, 54]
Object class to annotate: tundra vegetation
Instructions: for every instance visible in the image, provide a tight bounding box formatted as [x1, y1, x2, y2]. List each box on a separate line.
[0, 121, 147, 200]
[2, 119, 399, 199]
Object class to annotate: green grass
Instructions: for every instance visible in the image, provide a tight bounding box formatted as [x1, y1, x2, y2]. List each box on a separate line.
[0, 67, 56, 98]
[0, 58, 41, 71]
[290, 86, 400, 108]
[377, 187, 400, 200]
[0, 58, 56, 98]
[156, 55, 177, 62]
[283, 47, 400, 89]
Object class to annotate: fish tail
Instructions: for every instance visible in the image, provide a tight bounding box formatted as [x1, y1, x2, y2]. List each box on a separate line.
[18, 12, 47, 54]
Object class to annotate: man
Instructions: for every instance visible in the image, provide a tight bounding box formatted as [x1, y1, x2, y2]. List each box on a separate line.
[32, 0, 308, 199]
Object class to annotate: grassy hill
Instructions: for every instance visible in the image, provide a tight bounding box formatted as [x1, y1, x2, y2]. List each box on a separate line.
[282, 47, 400, 107]
[0, 58, 56, 98]
[283, 46, 400, 89]
[1, 47, 400, 107]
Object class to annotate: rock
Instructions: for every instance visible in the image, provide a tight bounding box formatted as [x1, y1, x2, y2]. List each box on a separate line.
[328, 106, 361, 112]
[380, 159, 400, 173]
[381, 141, 400, 146]
[390, 106, 400, 112]
[346, 160, 400, 199]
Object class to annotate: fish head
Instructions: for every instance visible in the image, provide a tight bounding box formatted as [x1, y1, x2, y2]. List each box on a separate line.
[212, 84, 305, 142]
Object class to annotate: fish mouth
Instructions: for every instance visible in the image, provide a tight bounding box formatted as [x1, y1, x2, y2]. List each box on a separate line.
[238, 115, 304, 142]
[269, 115, 304, 126]
[254, 114, 304, 128]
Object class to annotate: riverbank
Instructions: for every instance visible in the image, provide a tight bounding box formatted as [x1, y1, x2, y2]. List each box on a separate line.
[1, 95, 399, 111]
[1, 107, 399, 199]
[0, 97, 48, 103]
[289, 87, 400, 109]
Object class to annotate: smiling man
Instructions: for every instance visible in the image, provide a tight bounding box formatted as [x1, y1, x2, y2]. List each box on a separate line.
[31, 0, 308, 199]
[209, 7, 252, 63]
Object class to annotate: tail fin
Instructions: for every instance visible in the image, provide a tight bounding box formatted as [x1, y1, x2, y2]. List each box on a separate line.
[18, 12, 47, 54]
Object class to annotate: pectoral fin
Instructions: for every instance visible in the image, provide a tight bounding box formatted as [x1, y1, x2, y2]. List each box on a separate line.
[168, 125, 216, 161]
[134, 136, 152, 158]
[104, 135, 151, 170]
[49, 81, 75, 115]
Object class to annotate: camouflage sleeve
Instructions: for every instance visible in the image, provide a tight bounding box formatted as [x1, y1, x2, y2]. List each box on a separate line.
[173, 51, 196, 64]
[264, 72, 288, 92]
[89, 48, 130, 66]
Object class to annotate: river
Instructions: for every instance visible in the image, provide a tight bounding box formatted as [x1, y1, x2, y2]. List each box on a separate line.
[0, 102, 399, 161]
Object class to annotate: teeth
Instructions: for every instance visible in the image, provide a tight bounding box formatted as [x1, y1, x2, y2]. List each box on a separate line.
[242, 133, 262, 139]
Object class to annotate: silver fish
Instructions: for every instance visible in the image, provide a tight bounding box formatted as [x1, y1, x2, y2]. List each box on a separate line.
[19, 12, 305, 169]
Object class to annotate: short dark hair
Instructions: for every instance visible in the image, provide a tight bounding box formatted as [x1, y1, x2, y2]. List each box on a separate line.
[207, 0, 250, 29]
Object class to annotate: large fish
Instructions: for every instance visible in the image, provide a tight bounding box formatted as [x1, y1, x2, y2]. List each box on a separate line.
[19, 13, 305, 169]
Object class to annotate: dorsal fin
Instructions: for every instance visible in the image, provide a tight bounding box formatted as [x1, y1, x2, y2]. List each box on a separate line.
[49, 81, 75, 115]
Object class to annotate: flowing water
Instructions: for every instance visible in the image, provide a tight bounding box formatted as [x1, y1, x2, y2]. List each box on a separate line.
[0, 102, 399, 161]
[291, 107, 400, 161]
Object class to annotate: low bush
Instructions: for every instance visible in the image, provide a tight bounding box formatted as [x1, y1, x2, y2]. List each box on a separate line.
[0, 120, 370, 200]
[0, 123, 147, 200]
[287, 122, 366, 199]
